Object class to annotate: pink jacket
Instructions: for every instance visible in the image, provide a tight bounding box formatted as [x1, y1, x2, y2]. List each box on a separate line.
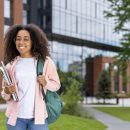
[1, 56, 61, 126]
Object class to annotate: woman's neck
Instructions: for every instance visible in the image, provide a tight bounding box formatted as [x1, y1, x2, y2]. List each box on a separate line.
[20, 54, 33, 58]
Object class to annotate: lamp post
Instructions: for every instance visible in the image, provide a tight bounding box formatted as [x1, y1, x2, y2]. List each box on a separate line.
[122, 91, 125, 107]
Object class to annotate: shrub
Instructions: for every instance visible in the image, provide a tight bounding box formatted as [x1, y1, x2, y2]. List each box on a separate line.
[61, 79, 82, 115]
[0, 97, 5, 104]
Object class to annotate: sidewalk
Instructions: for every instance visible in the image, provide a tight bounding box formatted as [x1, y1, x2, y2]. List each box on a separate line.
[83, 105, 130, 130]
[0, 104, 7, 112]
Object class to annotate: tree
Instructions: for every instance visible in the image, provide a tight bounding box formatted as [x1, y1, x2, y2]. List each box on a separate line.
[105, 0, 130, 78]
[96, 70, 112, 104]
[61, 78, 81, 114]
[57, 68, 84, 94]
[105, 0, 130, 33]
[57, 68, 84, 114]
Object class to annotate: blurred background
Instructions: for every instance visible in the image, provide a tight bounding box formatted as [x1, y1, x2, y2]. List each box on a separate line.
[1, 1, 130, 130]
[0, 0, 130, 101]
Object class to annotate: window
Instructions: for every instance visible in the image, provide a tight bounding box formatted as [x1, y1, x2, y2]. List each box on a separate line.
[52, 10, 60, 29]
[4, 0, 10, 18]
[95, 23, 103, 39]
[23, 10, 27, 25]
[53, 0, 60, 7]
[66, 13, 71, 32]
[96, 3, 104, 19]
[105, 63, 109, 70]
[23, 0, 27, 4]
[60, 12, 66, 31]
[77, 0, 82, 14]
[4, 25, 10, 34]
[67, 0, 71, 10]
[71, 15, 76, 33]
[81, 18, 87, 35]
[60, 0, 66, 9]
[71, 0, 77, 12]
[82, 0, 87, 15]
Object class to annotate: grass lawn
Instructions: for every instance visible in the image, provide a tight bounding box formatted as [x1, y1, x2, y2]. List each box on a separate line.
[0, 112, 106, 130]
[96, 107, 130, 121]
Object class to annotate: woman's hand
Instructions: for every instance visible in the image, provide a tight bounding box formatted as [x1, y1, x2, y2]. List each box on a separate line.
[4, 84, 16, 95]
[37, 75, 47, 87]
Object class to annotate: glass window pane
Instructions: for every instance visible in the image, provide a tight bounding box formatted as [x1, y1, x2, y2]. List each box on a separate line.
[53, 10, 60, 29]
[60, 0, 66, 8]
[71, 0, 77, 12]
[23, 0, 27, 4]
[4, 0, 10, 18]
[53, 0, 60, 7]
[60, 12, 66, 30]
[66, 13, 71, 32]
[23, 10, 27, 25]
[72, 15, 76, 33]
[4, 25, 10, 34]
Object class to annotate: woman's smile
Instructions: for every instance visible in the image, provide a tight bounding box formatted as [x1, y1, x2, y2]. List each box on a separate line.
[15, 30, 32, 58]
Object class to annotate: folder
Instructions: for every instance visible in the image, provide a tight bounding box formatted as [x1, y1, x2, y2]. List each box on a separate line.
[0, 61, 19, 102]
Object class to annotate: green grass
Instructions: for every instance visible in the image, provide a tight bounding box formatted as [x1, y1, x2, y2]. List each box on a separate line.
[0, 112, 6, 130]
[0, 112, 106, 130]
[96, 107, 130, 121]
[49, 114, 106, 130]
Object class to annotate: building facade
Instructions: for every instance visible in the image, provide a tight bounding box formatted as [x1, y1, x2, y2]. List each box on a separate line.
[0, 0, 23, 90]
[0, 0, 130, 96]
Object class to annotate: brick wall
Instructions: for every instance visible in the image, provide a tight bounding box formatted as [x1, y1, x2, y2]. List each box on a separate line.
[0, 0, 4, 92]
[0, 0, 23, 92]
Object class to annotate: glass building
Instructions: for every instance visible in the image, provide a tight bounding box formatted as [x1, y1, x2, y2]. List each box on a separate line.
[27, 0, 120, 73]
[51, 0, 120, 72]
[1, 0, 129, 96]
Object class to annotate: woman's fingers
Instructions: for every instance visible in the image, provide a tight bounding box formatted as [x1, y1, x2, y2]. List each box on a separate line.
[10, 85, 16, 92]
[4, 85, 16, 94]
[4, 87, 10, 94]
[37, 75, 47, 87]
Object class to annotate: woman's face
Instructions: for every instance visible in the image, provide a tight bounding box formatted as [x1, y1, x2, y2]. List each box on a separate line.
[15, 29, 32, 58]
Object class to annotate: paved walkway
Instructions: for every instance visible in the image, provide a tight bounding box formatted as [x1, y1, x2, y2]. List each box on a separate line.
[83, 105, 130, 130]
[0, 104, 7, 112]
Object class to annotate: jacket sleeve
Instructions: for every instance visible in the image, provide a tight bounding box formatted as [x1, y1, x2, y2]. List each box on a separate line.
[1, 64, 12, 101]
[44, 57, 61, 92]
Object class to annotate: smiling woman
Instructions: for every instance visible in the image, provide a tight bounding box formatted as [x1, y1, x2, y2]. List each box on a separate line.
[15, 30, 32, 58]
[1, 24, 61, 130]
[4, 24, 49, 64]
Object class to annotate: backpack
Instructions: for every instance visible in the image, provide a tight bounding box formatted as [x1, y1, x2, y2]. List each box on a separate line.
[37, 57, 63, 124]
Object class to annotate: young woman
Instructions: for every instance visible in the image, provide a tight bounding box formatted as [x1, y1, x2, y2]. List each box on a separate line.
[1, 24, 60, 130]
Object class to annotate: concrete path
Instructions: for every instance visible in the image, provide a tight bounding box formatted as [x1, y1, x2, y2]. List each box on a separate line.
[0, 104, 7, 112]
[83, 105, 130, 130]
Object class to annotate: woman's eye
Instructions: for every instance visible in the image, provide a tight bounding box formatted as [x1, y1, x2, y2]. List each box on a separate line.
[24, 38, 30, 42]
[16, 38, 21, 41]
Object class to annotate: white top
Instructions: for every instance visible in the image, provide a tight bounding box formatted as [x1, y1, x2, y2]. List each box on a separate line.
[15, 57, 37, 118]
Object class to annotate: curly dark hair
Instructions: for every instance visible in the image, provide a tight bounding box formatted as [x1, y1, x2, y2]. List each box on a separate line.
[4, 24, 50, 64]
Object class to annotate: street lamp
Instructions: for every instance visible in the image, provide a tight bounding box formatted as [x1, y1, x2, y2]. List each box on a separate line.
[122, 91, 125, 107]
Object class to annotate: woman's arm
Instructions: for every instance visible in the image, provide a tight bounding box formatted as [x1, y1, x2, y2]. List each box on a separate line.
[44, 57, 61, 92]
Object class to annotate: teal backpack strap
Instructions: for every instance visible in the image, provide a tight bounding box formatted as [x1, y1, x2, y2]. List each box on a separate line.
[37, 57, 44, 76]
[37, 57, 63, 124]
[37, 57, 46, 102]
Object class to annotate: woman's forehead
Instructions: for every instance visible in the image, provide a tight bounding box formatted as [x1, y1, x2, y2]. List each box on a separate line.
[16, 30, 30, 37]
